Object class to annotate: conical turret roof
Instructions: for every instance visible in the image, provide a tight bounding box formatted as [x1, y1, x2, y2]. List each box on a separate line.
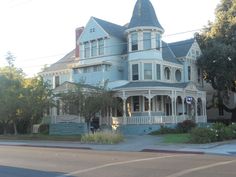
[128, 0, 164, 31]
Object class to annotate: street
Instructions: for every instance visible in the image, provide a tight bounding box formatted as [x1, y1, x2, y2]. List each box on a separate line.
[0, 146, 236, 177]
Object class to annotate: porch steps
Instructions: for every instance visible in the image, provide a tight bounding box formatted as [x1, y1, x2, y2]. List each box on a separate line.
[50, 123, 86, 135]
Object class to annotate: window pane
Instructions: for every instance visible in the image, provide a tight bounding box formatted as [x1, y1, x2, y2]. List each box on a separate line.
[156, 64, 161, 80]
[144, 63, 152, 80]
[131, 33, 138, 51]
[133, 96, 140, 112]
[55, 76, 60, 87]
[188, 66, 191, 81]
[156, 33, 161, 50]
[164, 67, 170, 80]
[84, 42, 90, 58]
[91, 40, 97, 57]
[98, 39, 104, 55]
[143, 32, 151, 50]
[175, 70, 181, 82]
[132, 64, 139, 80]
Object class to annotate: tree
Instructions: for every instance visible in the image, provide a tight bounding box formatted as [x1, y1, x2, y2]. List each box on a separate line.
[59, 83, 120, 133]
[21, 76, 54, 133]
[196, 0, 236, 121]
[0, 67, 24, 134]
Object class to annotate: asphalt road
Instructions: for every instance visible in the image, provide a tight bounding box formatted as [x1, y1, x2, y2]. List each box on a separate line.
[0, 146, 236, 177]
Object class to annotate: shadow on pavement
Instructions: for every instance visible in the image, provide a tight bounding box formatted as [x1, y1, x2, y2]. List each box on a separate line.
[0, 165, 74, 177]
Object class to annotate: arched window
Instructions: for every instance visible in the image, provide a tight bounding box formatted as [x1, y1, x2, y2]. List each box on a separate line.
[175, 69, 181, 82]
[164, 67, 171, 80]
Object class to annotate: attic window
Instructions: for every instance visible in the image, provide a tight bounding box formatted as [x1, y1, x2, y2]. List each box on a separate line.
[90, 28, 95, 33]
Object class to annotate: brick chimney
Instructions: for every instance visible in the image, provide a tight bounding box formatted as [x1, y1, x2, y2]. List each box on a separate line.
[75, 27, 84, 58]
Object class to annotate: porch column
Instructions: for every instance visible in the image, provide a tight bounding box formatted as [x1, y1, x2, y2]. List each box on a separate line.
[194, 97, 198, 123]
[148, 90, 151, 116]
[182, 96, 185, 118]
[122, 98, 127, 124]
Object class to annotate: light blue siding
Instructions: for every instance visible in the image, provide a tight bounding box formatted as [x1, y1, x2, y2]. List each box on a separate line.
[79, 18, 108, 43]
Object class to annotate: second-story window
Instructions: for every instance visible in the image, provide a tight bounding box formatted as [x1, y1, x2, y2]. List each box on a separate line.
[143, 32, 151, 50]
[164, 67, 171, 80]
[84, 42, 90, 58]
[91, 40, 97, 57]
[98, 39, 104, 55]
[188, 66, 191, 81]
[132, 64, 139, 80]
[55, 75, 60, 88]
[156, 33, 161, 50]
[144, 63, 152, 80]
[131, 33, 138, 51]
[156, 64, 161, 80]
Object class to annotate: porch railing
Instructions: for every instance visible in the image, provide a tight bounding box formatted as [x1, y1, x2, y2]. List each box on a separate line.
[112, 115, 207, 125]
[51, 115, 85, 124]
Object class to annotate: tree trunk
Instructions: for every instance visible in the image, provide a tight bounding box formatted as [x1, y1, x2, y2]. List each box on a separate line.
[13, 122, 18, 135]
[231, 108, 236, 122]
[86, 121, 90, 134]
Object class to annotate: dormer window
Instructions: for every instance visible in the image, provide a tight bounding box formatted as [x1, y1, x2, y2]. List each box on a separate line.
[131, 33, 138, 51]
[143, 32, 151, 50]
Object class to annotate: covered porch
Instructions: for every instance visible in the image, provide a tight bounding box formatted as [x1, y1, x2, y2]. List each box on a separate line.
[112, 82, 207, 127]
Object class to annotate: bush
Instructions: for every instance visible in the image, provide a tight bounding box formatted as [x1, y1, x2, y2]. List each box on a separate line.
[81, 131, 124, 144]
[211, 122, 229, 141]
[177, 120, 196, 133]
[190, 127, 216, 144]
[38, 124, 49, 135]
[228, 123, 236, 139]
[149, 125, 178, 135]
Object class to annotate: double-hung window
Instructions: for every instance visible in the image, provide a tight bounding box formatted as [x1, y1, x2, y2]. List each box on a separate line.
[144, 63, 152, 80]
[143, 32, 151, 50]
[84, 42, 90, 58]
[132, 64, 139, 80]
[131, 33, 138, 51]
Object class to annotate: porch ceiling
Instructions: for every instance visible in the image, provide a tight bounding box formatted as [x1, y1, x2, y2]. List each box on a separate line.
[113, 81, 189, 90]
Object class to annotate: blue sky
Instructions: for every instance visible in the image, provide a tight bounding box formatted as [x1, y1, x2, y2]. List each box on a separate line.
[0, 0, 220, 76]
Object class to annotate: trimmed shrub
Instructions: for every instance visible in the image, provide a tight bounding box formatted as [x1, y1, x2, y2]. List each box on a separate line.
[190, 127, 216, 144]
[38, 124, 49, 135]
[228, 123, 236, 139]
[211, 122, 228, 141]
[81, 131, 124, 144]
[149, 125, 178, 135]
[177, 120, 196, 133]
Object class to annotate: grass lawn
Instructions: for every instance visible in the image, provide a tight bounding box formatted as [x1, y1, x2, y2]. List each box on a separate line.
[0, 134, 81, 141]
[162, 133, 190, 144]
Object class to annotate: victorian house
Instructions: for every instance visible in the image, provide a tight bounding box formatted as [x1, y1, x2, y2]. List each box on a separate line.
[40, 0, 207, 134]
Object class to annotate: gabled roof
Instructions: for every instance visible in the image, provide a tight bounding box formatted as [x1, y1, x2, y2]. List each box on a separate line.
[93, 17, 126, 40]
[128, 0, 164, 30]
[42, 50, 75, 72]
[53, 81, 100, 93]
[162, 41, 181, 64]
[169, 38, 195, 58]
[113, 81, 189, 90]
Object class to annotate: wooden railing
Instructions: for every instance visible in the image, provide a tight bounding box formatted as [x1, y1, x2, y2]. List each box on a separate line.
[51, 115, 85, 124]
[112, 115, 207, 125]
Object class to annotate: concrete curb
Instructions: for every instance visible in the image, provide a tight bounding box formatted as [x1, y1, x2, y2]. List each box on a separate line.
[141, 149, 205, 154]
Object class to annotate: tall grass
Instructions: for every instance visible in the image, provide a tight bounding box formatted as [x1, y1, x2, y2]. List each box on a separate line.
[81, 131, 124, 144]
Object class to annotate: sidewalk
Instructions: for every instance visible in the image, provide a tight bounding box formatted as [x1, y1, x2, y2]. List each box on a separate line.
[1, 135, 236, 156]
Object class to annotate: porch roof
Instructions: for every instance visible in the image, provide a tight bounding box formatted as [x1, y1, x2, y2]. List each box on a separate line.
[113, 81, 189, 90]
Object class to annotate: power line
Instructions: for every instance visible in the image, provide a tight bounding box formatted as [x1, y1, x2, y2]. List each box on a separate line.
[18, 40, 196, 70]
[11, 27, 203, 64]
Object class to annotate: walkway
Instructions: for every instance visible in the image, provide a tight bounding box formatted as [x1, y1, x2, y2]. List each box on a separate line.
[1, 135, 236, 156]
